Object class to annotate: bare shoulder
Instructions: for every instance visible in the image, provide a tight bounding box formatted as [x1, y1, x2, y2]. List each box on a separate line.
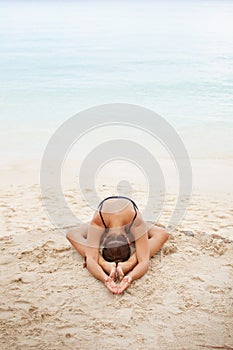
[91, 210, 105, 227]
[87, 213, 105, 246]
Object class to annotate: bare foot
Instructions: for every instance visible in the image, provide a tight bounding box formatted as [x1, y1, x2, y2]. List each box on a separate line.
[116, 263, 124, 281]
[99, 256, 117, 278]
[109, 263, 117, 281]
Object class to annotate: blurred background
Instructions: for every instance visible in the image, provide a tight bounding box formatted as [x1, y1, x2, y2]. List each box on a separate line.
[1, 0, 233, 163]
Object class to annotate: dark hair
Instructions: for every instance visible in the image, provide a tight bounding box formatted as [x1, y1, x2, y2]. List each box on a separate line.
[102, 234, 131, 263]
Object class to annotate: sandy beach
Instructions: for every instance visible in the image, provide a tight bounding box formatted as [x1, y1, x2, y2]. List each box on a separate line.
[1, 0, 233, 347]
[0, 159, 233, 350]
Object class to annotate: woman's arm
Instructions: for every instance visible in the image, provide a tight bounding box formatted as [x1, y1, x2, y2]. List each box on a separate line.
[117, 216, 150, 294]
[127, 232, 150, 282]
[85, 219, 106, 282]
[85, 217, 118, 293]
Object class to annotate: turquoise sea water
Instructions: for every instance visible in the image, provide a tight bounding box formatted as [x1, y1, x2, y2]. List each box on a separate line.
[0, 0, 233, 160]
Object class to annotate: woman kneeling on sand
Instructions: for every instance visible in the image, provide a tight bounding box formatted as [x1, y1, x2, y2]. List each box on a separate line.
[66, 196, 169, 294]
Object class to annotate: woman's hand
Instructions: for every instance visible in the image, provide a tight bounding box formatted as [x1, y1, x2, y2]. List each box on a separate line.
[104, 276, 118, 294]
[116, 275, 132, 294]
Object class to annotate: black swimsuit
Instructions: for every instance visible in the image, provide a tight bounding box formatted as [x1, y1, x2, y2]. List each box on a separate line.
[83, 197, 138, 267]
[98, 196, 138, 233]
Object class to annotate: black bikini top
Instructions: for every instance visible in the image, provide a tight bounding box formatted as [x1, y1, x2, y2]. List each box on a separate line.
[97, 196, 138, 233]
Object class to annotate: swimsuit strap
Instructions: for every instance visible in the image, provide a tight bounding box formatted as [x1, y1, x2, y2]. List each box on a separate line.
[98, 196, 138, 210]
[98, 201, 108, 229]
[98, 196, 138, 231]
[127, 204, 138, 232]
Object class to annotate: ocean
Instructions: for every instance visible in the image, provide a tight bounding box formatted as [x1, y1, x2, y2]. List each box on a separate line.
[0, 0, 233, 161]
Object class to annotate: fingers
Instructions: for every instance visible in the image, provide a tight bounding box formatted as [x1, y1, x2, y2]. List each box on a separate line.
[116, 276, 131, 294]
[117, 282, 128, 294]
[109, 266, 117, 281]
[104, 276, 132, 294]
[106, 283, 118, 294]
[104, 277, 118, 294]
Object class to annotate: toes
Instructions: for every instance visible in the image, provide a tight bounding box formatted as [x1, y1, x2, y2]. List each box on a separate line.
[117, 267, 124, 281]
[110, 267, 117, 281]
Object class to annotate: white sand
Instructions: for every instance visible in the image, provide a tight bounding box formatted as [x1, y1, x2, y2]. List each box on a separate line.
[0, 159, 233, 349]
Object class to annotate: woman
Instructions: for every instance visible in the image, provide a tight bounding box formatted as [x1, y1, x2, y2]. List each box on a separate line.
[66, 196, 169, 294]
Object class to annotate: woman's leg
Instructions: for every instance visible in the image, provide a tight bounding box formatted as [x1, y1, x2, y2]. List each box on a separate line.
[147, 224, 169, 257]
[66, 223, 89, 258]
[66, 223, 116, 276]
[117, 224, 169, 277]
